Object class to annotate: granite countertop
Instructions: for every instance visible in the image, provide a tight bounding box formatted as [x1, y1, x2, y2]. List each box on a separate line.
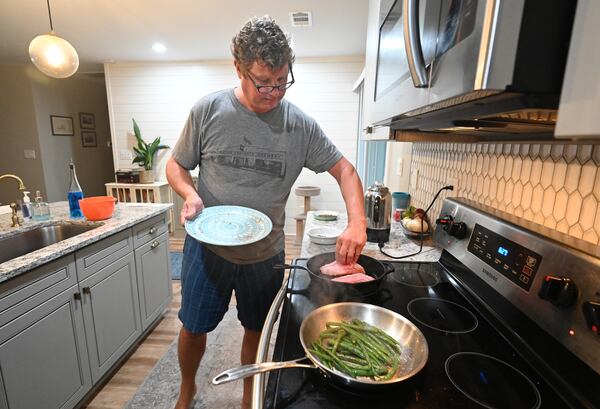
[0, 201, 172, 283]
[301, 211, 441, 262]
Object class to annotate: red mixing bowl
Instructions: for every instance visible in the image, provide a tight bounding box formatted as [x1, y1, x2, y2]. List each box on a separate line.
[79, 196, 117, 221]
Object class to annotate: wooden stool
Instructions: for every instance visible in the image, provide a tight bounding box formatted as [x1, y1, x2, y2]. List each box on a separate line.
[294, 186, 321, 244]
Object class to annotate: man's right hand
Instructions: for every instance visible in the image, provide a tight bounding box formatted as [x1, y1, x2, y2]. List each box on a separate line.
[180, 195, 204, 225]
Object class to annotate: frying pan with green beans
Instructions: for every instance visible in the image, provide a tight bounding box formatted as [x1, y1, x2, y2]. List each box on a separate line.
[212, 302, 428, 390]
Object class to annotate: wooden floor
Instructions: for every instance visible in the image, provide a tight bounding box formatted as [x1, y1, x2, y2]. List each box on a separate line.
[83, 235, 301, 409]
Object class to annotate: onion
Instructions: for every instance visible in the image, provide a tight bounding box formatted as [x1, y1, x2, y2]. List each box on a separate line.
[406, 218, 429, 233]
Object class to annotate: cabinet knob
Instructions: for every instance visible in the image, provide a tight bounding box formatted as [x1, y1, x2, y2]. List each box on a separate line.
[151, 240, 159, 249]
[149, 227, 157, 234]
[74, 292, 81, 300]
[83, 287, 91, 295]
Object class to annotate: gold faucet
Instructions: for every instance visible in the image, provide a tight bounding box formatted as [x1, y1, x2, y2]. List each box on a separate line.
[0, 174, 27, 227]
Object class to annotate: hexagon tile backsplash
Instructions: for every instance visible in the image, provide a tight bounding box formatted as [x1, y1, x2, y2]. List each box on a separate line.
[409, 143, 600, 245]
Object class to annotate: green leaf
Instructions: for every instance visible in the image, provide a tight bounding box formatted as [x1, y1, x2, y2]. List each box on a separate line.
[132, 118, 147, 149]
[130, 119, 170, 170]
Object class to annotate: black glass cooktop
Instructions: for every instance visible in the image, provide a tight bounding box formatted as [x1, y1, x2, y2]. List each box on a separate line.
[264, 258, 570, 409]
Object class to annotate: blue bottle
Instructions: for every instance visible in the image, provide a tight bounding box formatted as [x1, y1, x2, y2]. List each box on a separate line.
[68, 160, 84, 218]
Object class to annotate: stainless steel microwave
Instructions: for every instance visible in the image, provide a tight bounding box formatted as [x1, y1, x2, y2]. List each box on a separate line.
[372, 0, 577, 140]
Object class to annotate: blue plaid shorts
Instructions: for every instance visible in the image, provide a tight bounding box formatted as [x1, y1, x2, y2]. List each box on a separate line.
[178, 236, 285, 334]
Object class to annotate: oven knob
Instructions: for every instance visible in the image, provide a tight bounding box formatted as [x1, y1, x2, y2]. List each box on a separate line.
[447, 221, 468, 239]
[539, 276, 578, 307]
[582, 301, 600, 335]
[436, 215, 453, 227]
[435, 215, 467, 239]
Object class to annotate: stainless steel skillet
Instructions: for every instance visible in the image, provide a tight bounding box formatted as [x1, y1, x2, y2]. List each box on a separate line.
[212, 302, 428, 390]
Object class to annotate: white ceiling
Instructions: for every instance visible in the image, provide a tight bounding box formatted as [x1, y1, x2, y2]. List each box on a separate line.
[0, 0, 369, 73]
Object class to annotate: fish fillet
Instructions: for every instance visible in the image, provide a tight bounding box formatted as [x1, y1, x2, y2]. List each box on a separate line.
[319, 261, 366, 277]
[331, 273, 375, 283]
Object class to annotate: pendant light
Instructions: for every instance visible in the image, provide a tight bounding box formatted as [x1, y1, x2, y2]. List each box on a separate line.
[29, 0, 79, 79]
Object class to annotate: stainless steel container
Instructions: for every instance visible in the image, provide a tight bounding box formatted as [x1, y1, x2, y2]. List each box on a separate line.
[365, 181, 392, 243]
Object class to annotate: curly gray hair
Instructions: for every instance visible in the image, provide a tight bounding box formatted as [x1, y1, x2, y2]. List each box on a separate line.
[231, 16, 295, 72]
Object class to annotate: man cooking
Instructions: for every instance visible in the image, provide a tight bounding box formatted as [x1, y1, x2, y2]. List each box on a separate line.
[166, 16, 366, 409]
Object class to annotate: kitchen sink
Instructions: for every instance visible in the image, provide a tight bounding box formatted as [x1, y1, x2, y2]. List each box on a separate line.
[0, 223, 100, 264]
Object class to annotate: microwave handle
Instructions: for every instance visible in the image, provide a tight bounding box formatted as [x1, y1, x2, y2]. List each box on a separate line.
[403, 0, 429, 88]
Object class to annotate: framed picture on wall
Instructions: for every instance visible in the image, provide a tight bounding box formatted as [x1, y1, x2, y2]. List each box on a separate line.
[50, 115, 74, 136]
[79, 112, 95, 129]
[81, 131, 97, 147]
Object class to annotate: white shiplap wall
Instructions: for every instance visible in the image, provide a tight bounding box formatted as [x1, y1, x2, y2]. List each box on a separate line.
[104, 57, 364, 234]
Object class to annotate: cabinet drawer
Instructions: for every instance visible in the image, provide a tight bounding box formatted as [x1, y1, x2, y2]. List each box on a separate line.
[132, 212, 168, 248]
[75, 229, 133, 281]
[0, 255, 77, 327]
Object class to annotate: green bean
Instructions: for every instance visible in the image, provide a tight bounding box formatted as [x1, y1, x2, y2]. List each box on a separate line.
[365, 332, 399, 358]
[336, 353, 368, 365]
[310, 318, 402, 381]
[339, 324, 392, 361]
[332, 329, 346, 355]
[312, 342, 355, 376]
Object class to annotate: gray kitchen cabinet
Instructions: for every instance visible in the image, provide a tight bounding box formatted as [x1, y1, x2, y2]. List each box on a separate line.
[79, 252, 141, 383]
[0, 210, 172, 409]
[135, 232, 171, 330]
[0, 257, 91, 409]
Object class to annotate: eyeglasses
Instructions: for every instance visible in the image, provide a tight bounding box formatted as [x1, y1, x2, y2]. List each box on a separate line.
[245, 65, 295, 94]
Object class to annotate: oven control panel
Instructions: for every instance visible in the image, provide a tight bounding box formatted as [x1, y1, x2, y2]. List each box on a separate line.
[467, 224, 542, 292]
[436, 197, 600, 376]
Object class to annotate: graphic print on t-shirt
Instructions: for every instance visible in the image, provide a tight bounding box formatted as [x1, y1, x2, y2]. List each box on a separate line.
[209, 144, 287, 178]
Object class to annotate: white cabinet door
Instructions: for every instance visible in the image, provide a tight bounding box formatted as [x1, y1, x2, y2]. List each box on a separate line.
[555, 0, 600, 139]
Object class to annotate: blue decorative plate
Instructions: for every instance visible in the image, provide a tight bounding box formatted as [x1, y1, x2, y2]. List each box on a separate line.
[185, 205, 272, 246]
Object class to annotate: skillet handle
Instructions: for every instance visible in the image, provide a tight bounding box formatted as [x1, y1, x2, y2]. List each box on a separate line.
[212, 357, 315, 385]
[273, 263, 311, 273]
[381, 261, 395, 276]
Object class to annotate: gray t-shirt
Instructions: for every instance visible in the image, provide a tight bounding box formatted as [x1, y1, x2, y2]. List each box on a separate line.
[171, 88, 342, 264]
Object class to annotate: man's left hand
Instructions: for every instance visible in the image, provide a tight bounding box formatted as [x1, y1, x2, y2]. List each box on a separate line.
[335, 222, 367, 265]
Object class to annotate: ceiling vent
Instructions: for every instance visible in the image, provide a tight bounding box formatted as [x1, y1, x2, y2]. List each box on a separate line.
[290, 11, 312, 27]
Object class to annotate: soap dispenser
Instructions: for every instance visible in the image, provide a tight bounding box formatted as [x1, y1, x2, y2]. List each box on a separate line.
[31, 190, 50, 221]
[21, 190, 32, 219]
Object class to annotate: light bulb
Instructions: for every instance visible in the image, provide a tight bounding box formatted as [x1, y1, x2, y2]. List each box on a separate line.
[29, 32, 79, 79]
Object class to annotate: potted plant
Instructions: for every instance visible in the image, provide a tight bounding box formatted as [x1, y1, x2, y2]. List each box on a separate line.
[131, 118, 170, 183]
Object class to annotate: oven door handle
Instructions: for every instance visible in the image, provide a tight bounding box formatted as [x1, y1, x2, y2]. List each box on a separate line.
[251, 270, 291, 409]
[403, 0, 429, 88]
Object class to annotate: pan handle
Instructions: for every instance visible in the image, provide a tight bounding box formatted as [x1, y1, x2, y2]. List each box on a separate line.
[274, 263, 311, 273]
[212, 357, 316, 385]
[381, 261, 395, 276]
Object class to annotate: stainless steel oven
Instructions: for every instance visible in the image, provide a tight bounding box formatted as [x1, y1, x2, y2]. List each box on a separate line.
[372, 0, 577, 140]
[253, 198, 600, 408]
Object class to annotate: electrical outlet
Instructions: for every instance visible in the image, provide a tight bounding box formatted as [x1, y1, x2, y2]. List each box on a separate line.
[449, 177, 459, 191]
[23, 149, 36, 159]
[396, 158, 404, 176]
[411, 170, 419, 190]
[119, 149, 133, 161]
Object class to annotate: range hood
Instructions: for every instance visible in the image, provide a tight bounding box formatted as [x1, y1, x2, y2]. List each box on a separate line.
[371, 0, 577, 143]
[385, 91, 559, 142]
